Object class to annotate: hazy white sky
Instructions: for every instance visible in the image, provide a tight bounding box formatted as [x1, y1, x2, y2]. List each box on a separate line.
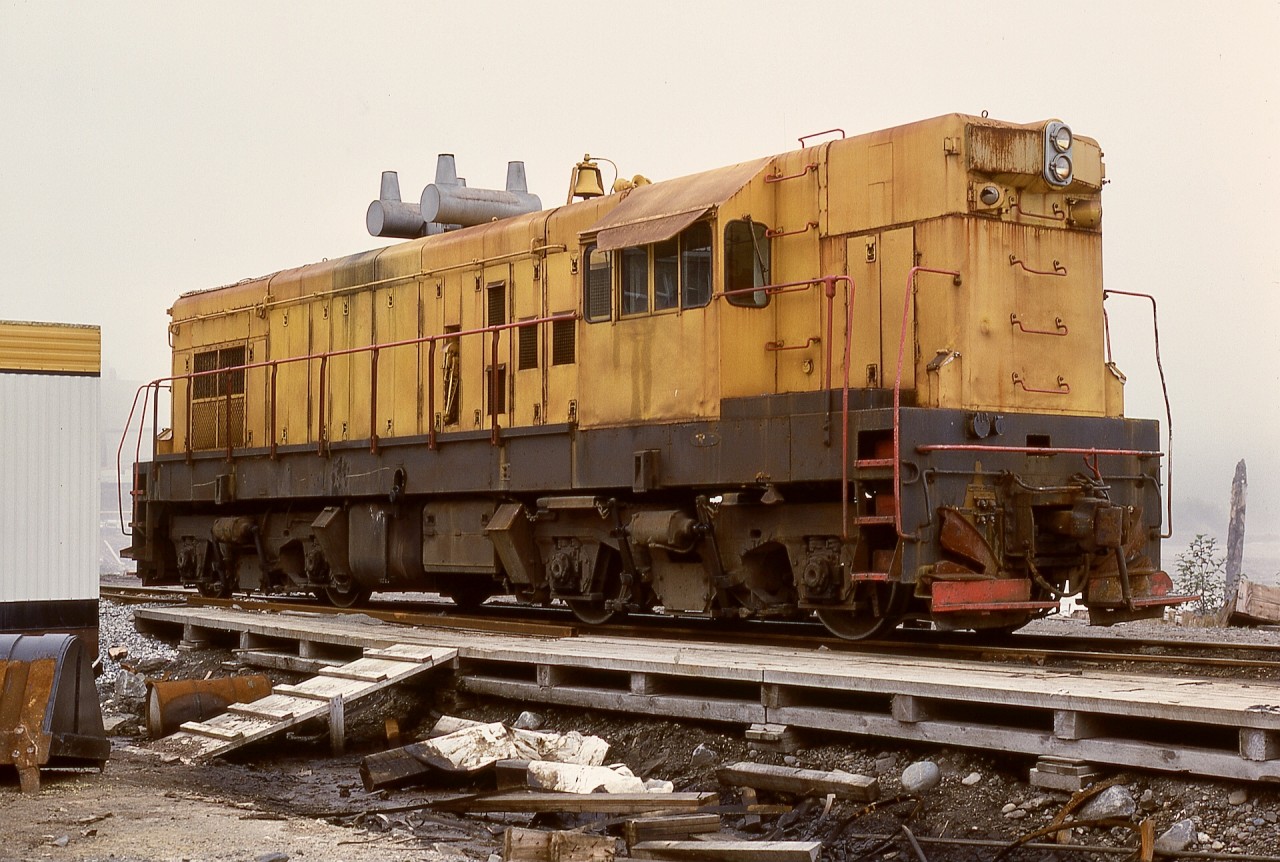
[3, 2, 1278, 577]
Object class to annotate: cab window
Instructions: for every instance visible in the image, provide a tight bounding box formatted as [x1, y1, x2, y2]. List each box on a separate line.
[680, 221, 712, 308]
[584, 244, 612, 322]
[620, 246, 648, 315]
[724, 219, 770, 307]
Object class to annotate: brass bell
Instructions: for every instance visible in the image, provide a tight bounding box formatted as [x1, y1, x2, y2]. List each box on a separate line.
[569, 154, 605, 200]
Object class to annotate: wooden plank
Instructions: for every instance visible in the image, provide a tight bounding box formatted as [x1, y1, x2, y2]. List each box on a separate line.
[225, 703, 297, 721]
[460, 676, 767, 724]
[432, 791, 716, 814]
[360, 747, 431, 792]
[631, 840, 820, 862]
[178, 722, 243, 741]
[502, 827, 615, 862]
[624, 814, 720, 847]
[152, 642, 453, 761]
[770, 704, 1280, 782]
[715, 762, 878, 802]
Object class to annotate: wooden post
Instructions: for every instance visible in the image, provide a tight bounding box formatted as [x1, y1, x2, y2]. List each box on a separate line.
[1222, 459, 1247, 619]
[329, 693, 345, 755]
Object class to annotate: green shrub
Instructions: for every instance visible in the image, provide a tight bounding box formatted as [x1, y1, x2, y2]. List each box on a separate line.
[1174, 534, 1225, 614]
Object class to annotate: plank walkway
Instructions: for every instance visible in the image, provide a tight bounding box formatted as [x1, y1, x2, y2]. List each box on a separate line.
[151, 639, 454, 762]
[132, 605, 1280, 781]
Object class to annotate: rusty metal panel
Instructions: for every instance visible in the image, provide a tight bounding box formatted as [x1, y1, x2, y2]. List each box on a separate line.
[595, 209, 707, 253]
[583, 157, 770, 240]
[0, 633, 108, 792]
[967, 125, 1043, 176]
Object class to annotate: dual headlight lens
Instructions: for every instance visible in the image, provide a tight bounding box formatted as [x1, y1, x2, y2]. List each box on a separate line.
[1043, 121, 1074, 186]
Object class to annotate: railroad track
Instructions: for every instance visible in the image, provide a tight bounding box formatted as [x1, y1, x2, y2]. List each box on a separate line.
[100, 584, 1280, 678]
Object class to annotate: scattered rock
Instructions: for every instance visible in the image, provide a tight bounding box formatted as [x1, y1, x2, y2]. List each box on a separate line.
[50, 836, 70, 848]
[512, 711, 544, 731]
[690, 744, 717, 769]
[961, 771, 982, 786]
[1001, 803, 1017, 814]
[1197, 831, 1211, 844]
[1078, 785, 1135, 821]
[1228, 788, 1248, 806]
[1139, 788, 1159, 812]
[107, 645, 129, 661]
[900, 760, 941, 794]
[255, 854, 289, 862]
[1005, 809, 1027, 820]
[782, 755, 798, 767]
[114, 670, 147, 700]
[1155, 819, 1195, 853]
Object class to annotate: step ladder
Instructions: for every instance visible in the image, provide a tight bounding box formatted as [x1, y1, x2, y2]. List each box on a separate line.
[151, 643, 456, 762]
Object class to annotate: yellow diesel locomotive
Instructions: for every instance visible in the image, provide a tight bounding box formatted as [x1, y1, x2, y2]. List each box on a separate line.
[125, 113, 1183, 638]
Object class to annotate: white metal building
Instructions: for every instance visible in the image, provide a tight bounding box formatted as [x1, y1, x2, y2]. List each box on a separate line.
[0, 320, 101, 651]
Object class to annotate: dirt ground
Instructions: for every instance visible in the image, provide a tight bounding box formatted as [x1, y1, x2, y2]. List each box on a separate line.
[3, 602, 1280, 861]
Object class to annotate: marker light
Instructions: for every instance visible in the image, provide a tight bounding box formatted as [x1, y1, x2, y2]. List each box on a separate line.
[1051, 125, 1073, 153]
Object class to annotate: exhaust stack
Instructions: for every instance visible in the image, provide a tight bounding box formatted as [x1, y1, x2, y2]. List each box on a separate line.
[367, 155, 539, 238]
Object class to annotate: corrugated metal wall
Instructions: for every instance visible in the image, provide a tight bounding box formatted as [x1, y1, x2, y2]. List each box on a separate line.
[0, 373, 100, 602]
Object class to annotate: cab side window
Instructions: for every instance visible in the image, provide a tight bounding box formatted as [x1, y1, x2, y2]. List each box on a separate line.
[584, 244, 612, 322]
[680, 221, 712, 308]
[724, 219, 771, 308]
[620, 246, 649, 315]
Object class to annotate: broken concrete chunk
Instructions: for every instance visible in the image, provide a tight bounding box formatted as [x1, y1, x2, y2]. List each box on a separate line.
[511, 728, 610, 766]
[527, 761, 649, 794]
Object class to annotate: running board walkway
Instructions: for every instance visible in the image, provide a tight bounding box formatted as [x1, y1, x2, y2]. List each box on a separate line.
[151, 641, 454, 762]
[132, 606, 1280, 782]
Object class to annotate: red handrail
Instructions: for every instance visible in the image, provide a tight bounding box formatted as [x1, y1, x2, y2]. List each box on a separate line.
[893, 266, 963, 538]
[118, 312, 578, 528]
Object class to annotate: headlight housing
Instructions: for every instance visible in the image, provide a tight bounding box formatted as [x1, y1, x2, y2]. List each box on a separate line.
[1043, 121, 1074, 186]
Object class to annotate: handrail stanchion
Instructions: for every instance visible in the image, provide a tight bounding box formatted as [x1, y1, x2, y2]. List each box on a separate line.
[427, 339, 437, 450]
[370, 347, 380, 455]
[893, 266, 962, 539]
[490, 328, 501, 444]
[1103, 289, 1174, 538]
[269, 362, 278, 459]
[317, 355, 328, 457]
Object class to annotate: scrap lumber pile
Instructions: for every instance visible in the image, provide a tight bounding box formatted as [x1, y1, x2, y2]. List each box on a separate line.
[359, 717, 880, 862]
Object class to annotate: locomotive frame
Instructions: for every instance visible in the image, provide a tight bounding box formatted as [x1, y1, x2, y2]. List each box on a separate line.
[124, 113, 1185, 639]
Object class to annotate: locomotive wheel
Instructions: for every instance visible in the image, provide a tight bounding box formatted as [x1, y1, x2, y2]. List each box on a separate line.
[566, 564, 628, 626]
[323, 580, 372, 608]
[815, 582, 901, 641]
[445, 584, 494, 611]
[196, 579, 234, 599]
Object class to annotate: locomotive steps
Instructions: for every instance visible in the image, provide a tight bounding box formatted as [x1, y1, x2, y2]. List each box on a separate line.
[131, 605, 1280, 783]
